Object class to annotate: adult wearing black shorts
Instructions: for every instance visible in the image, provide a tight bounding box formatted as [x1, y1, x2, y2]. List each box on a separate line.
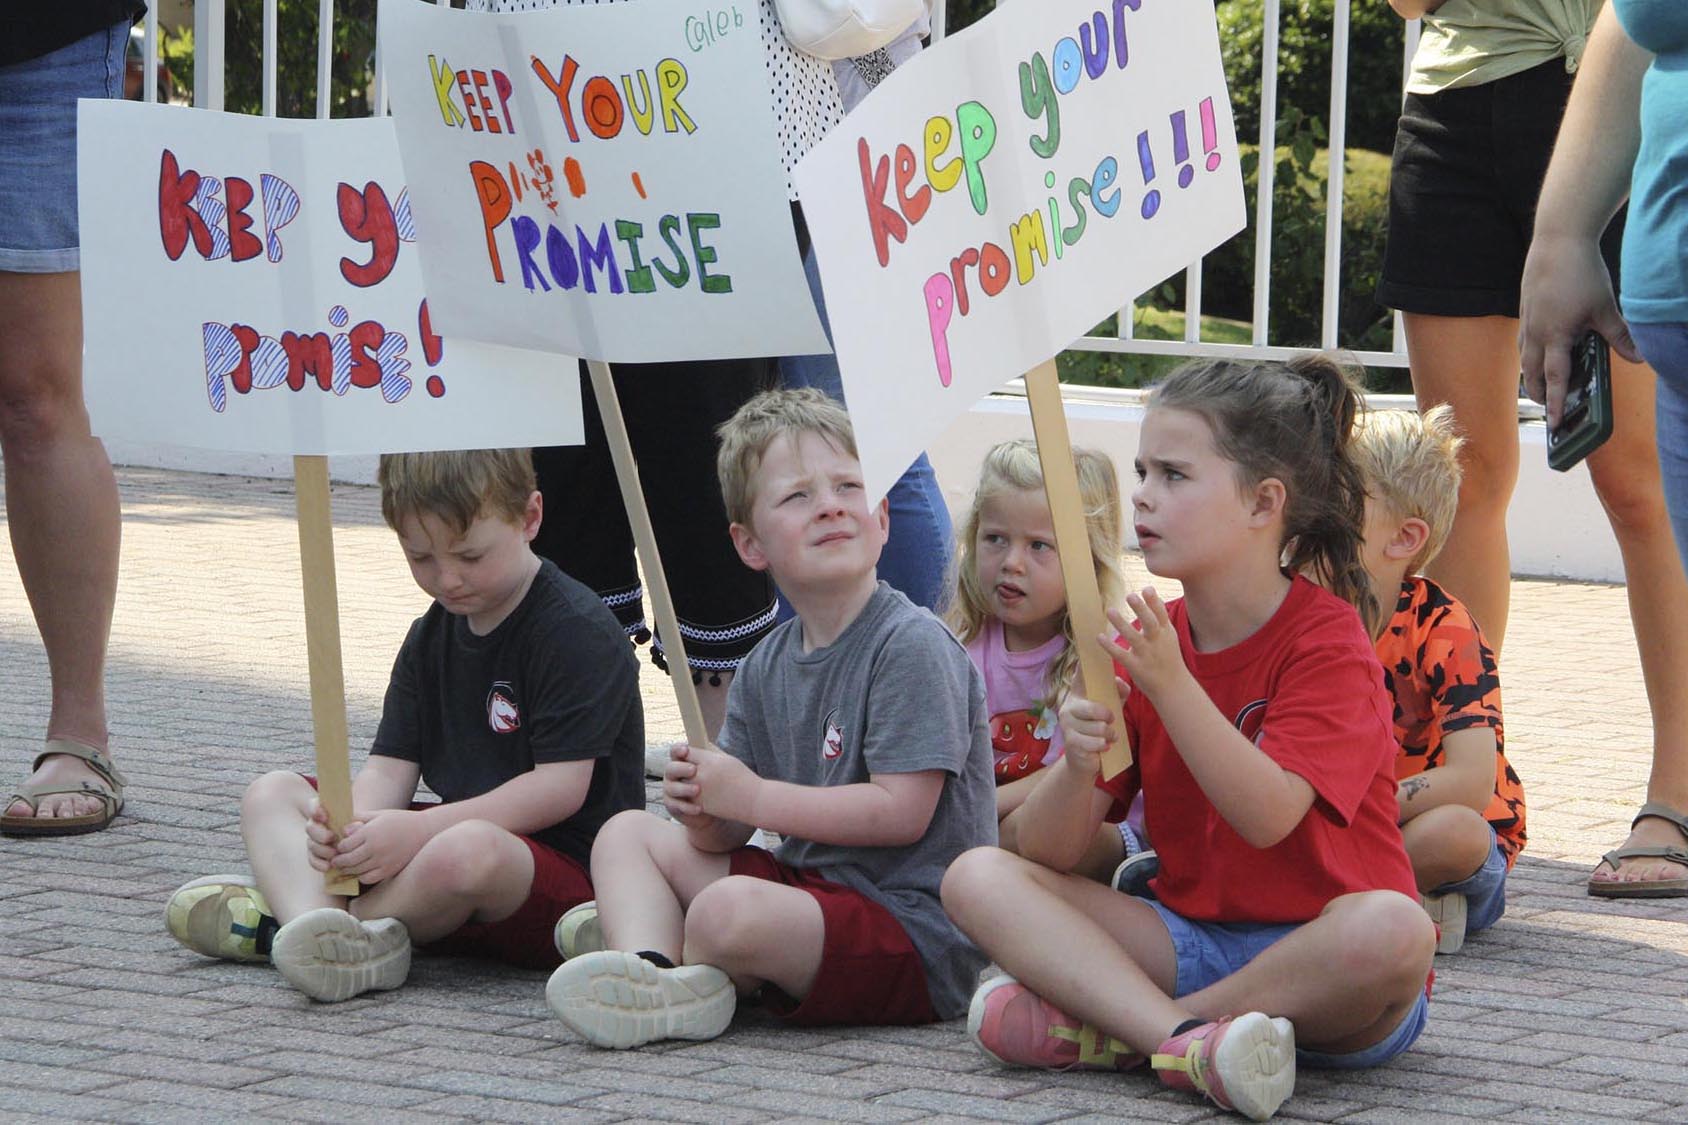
[1380, 0, 1688, 897]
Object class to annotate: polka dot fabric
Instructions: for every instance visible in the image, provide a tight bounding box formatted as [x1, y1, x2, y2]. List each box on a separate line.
[463, 0, 843, 199]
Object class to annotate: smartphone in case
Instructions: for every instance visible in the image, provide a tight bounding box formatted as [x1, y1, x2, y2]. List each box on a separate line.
[1547, 330, 1614, 472]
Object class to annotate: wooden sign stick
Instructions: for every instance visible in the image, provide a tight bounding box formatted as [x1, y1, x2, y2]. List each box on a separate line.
[292, 455, 360, 896]
[584, 360, 711, 749]
[1022, 359, 1134, 778]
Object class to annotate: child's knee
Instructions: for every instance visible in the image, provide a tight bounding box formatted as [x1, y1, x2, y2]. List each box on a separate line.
[241, 770, 312, 820]
[594, 808, 666, 852]
[1413, 804, 1494, 873]
[683, 877, 775, 962]
[940, 845, 1016, 915]
[1334, 891, 1435, 990]
[407, 819, 517, 896]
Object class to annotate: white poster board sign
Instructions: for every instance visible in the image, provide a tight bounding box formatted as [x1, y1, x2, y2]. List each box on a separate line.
[377, 0, 827, 361]
[78, 101, 582, 455]
[795, 0, 1247, 501]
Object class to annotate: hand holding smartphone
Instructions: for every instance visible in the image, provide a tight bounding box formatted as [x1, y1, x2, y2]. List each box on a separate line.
[1546, 330, 1614, 472]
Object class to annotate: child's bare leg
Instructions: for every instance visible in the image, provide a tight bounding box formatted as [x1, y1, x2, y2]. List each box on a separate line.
[683, 877, 824, 998]
[1072, 822, 1129, 883]
[1401, 806, 1494, 892]
[943, 846, 1188, 1051]
[1178, 890, 1434, 1054]
[590, 809, 733, 961]
[350, 820, 535, 943]
[242, 771, 344, 923]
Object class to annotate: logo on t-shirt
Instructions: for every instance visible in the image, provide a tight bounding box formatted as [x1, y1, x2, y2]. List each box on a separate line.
[1234, 699, 1267, 746]
[822, 709, 844, 760]
[487, 682, 520, 734]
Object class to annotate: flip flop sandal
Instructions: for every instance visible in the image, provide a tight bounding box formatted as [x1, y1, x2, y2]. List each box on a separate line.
[1587, 802, 1688, 899]
[0, 739, 128, 838]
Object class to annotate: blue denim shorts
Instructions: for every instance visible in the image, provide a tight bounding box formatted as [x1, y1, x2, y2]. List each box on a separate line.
[1431, 827, 1508, 937]
[0, 22, 130, 272]
[1144, 898, 1430, 1069]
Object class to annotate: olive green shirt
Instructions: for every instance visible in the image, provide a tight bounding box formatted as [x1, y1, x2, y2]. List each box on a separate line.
[1407, 0, 1602, 93]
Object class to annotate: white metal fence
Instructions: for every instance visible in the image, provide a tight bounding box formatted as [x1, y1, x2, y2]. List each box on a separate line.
[148, 0, 1420, 372]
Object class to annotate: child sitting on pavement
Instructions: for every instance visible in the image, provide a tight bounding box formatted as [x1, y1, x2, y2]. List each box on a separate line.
[164, 448, 645, 1001]
[942, 356, 1434, 1121]
[1354, 406, 1523, 952]
[545, 388, 996, 1047]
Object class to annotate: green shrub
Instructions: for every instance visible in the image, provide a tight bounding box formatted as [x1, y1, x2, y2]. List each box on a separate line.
[1181, 109, 1393, 355]
[1217, 0, 1406, 156]
[162, 0, 377, 118]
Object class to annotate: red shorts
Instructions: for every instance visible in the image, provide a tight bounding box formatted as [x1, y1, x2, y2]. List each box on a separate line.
[300, 776, 590, 970]
[422, 834, 591, 970]
[727, 847, 937, 1027]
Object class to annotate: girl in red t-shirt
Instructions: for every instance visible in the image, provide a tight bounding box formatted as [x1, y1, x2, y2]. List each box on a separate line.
[941, 355, 1434, 1121]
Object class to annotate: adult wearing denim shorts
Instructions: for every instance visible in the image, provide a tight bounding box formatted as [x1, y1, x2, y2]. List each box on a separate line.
[1381, 0, 1688, 898]
[1520, 2, 1688, 897]
[0, 5, 140, 836]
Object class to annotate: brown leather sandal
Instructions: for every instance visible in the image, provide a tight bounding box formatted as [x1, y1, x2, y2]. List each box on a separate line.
[0, 740, 127, 837]
[1588, 802, 1688, 899]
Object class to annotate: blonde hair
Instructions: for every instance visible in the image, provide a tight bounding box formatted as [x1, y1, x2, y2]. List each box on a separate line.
[378, 448, 537, 536]
[947, 439, 1126, 707]
[716, 387, 858, 528]
[1352, 404, 1464, 572]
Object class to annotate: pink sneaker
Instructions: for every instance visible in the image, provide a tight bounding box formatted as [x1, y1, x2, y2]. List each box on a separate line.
[1151, 1012, 1296, 1120]
[967, 975, 1143, 1071]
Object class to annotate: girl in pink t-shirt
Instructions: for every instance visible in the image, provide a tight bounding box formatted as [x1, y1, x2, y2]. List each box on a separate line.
[947, 440, 1128, 877]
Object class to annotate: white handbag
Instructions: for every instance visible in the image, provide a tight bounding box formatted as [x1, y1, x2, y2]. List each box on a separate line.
[772, 0, 925, 60]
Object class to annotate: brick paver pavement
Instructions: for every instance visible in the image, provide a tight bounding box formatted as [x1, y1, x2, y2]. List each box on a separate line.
[1, 466, 1685, 1122]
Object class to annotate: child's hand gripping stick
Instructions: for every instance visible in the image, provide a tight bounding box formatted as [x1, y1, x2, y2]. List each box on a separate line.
[1022, 361, 1132, 778]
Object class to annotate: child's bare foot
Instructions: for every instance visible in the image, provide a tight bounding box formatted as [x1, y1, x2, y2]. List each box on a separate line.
[1588, 803, 1688, 897]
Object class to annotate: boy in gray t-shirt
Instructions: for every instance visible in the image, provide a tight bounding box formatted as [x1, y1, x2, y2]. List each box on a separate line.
[547, 389, 995, 1047]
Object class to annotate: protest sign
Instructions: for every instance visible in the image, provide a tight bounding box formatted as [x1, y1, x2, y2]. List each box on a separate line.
[794, 0, 1246, 505]
[77, 101, 582, 455]
[79, 101, 582, 885]
[797, 0, 1246, 775]
[376, 0, 828, 361]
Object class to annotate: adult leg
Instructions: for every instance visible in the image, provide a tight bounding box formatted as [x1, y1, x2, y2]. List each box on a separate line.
[0, 271, 121, 822]
[1406, 313, 1522, 652]
[241, 770, 346, 924]
[1584, 353, 1688, 888]
[351, 819, 535, 943]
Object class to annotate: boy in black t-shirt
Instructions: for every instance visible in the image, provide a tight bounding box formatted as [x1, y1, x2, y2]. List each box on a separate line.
[164, 449, 644, 1002]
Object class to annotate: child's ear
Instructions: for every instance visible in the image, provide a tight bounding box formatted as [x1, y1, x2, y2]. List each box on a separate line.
[1385, 516, 1430, 562]
[729, 520, 770, 573]
[1249, 477, 1287, 526]
[521, 490, 543, 543]
[874, 495, 890, 536]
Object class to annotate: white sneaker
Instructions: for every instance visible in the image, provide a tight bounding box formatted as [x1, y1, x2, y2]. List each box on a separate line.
[546, 950, 735, 1049]
[553, 901, 604, 961]
[269, 907, 411, 1002]
[1421, 891, 1468, 954]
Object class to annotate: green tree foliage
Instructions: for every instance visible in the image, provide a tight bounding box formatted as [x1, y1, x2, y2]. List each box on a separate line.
[163, 0, 377, 118]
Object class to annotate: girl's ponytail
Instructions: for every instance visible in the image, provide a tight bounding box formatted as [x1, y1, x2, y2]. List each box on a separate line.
[1281, 355, 1378, 635]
